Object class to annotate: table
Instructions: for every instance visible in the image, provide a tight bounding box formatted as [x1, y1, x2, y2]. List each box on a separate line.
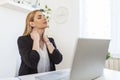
[1, 68, 120, 80]
[19, 69, 120, 80]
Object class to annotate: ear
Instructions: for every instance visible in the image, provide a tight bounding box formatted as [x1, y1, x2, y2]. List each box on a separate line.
[30, 22, 35, 27]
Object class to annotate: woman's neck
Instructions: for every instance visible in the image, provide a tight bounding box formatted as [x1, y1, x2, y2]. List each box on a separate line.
[37, 28, 45, 41]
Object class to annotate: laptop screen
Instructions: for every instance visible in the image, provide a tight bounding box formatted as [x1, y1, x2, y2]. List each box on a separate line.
[70, 38, 110, 80]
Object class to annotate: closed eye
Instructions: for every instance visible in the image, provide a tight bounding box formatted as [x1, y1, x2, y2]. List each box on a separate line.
[38, 15, 42, 19]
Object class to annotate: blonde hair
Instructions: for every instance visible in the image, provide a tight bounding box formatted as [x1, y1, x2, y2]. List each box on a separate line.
[23, 9, 44, 36]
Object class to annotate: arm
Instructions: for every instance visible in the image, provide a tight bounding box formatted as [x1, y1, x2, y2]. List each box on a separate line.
[47, 38, 63, 64]
[17, 36, 40, 69]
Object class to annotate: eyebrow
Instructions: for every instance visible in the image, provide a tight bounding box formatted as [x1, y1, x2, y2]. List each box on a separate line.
[37, 15, 42, 17]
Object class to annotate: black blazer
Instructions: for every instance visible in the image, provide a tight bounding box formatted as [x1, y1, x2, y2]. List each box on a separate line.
[17, 35, 63, 76]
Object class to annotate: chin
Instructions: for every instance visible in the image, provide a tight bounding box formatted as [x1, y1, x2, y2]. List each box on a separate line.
[44, 25, 48, 28]
[40, 26, 48, 29]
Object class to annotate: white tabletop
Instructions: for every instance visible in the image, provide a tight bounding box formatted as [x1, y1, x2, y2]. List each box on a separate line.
[97, 69, 120, 80]
[1, 69, 120, 80]
[0, 77, 19, 80]
[18, 68, 120, 80]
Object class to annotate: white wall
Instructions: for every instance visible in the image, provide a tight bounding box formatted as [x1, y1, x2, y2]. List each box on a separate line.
[109, 0, 120, 57]
[0, 0, 79, 78]
[0, 7, 27, 78]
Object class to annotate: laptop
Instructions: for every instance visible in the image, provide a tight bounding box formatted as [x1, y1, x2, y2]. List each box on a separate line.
[35, 38, 110, 80]
[70, 38, 110, 80]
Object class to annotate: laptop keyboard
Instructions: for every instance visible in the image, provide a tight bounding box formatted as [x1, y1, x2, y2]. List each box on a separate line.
[35, 74, 70, 80]
[57, 76, 70, 80]
[35, 69, 70, 80]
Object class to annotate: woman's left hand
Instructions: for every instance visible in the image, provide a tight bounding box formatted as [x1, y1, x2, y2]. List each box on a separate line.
[43, 35, 50, 43]
[43, 35, 55, 54]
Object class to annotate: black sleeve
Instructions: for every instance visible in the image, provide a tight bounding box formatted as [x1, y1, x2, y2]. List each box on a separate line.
[49, 38, 63, 64]
[17, 36, 40, 69]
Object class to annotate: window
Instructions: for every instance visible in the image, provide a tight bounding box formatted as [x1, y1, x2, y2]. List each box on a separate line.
[79, 0, 111, 39]
[80, 0, 120, 57]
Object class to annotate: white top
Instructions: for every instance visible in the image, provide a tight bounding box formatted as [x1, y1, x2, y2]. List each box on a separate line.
[37, 44, 50, 73]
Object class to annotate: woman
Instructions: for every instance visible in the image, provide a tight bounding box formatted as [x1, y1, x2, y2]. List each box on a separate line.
[17, 10, 63, 76]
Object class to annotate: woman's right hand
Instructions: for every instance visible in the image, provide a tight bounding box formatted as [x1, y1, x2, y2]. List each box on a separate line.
[30, 28, 40, 41]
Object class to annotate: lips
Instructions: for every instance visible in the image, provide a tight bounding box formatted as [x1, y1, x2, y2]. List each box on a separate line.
[43, 21, 47, 24]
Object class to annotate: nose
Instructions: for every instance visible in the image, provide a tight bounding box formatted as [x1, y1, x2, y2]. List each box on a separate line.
[43, 15, 46, 19]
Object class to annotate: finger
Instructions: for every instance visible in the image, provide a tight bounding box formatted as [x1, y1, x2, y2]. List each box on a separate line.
[44, 35, 49, 42]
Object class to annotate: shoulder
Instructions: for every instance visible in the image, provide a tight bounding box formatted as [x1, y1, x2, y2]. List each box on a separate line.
[18, 35, 29, 41]
[17, 35, 32, 44]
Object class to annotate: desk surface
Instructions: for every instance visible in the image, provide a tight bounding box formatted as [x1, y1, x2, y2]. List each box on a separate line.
[18, 68, 120, 80]
[0, 77, 19, 80]
[1, 69, 120, 80]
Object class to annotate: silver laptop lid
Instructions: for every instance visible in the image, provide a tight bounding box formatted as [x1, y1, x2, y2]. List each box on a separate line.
[70, 38, 110, 80]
